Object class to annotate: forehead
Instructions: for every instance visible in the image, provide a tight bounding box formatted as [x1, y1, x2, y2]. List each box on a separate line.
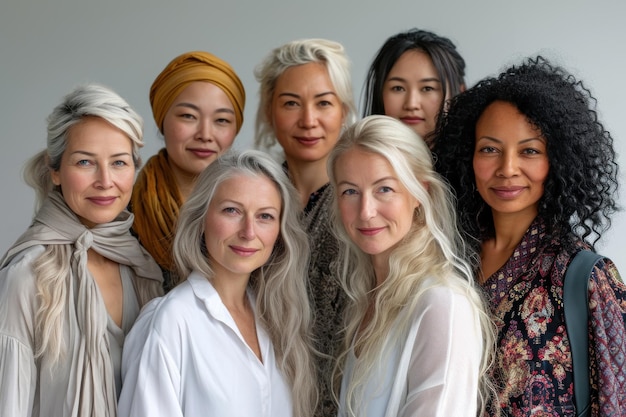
[476, 101, 541, 139]
[335, 147, 396, 178]
[387, 49, 438, 79]
[275, 62, 335, 93]
[171, 81, 234, 109]
[65, 117, 132, 153]
[213, 173, 282, 203]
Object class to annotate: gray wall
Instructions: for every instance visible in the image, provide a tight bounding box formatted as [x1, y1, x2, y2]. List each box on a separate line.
[2, 0, 625, 270]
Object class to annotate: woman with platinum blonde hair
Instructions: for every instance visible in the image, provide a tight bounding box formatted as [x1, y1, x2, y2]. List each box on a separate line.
[254, 38, 357, 417]
[0, 83, 163, 417]
[119, 149, 317, 417]
[328, 115, 495, 417]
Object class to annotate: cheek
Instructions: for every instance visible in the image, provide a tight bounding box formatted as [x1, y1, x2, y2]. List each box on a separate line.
[118, 171, 137, 192]
[163, 121, 188, 145]
[382, 93, 400, 114]
[215, 127, 237, 148]
[338, 201, 356, 228]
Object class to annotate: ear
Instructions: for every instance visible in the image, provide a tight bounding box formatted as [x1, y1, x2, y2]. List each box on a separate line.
[459, 83, 467, 93]
[50, 168, 61, 186]
[47, 154, 61, 186]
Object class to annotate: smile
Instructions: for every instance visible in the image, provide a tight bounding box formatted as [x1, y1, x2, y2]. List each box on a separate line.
[229, 245, 259, 256]
[357, 227, 386, 236]
[189, 148, 217, 158]
[491, 186, 526, 199]
[87, 196, 117, 206]
[295, 136, 321, 146]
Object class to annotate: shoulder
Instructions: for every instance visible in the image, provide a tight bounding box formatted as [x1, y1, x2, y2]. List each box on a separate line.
[417, 282, 476, 315]
[0, 245, 46, 291]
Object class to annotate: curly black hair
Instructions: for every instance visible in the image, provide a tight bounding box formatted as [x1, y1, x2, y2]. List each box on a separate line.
[433, 56, 619, 252]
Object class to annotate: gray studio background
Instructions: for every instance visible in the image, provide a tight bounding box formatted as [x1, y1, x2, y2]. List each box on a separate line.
[1, 0, 625, 270]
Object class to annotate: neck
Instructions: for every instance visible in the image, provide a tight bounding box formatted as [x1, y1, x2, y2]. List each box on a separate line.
[172, 171, 197, 203]
[371, 254, 389, 287]
[210, 271, 251, 311]
[490, 209, 537, 251]
[285, 156, 329, 209]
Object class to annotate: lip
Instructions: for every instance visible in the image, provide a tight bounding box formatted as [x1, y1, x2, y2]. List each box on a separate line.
[229, 245, 259, 257]
[87, 196, 117, 206]
[357, 227, 386, 236]
[294, 136, 321, 146]
[399, 116, 424, 125]
[188, 148, 217, 158]
[491, 186, 526, 199]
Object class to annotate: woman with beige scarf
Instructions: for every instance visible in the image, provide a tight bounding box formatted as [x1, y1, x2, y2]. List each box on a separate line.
[0, 83, 163, 417]
[130, 51, 246, 291]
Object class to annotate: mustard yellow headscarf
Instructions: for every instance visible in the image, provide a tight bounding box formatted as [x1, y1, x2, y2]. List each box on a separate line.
[149, 50, 245, 133]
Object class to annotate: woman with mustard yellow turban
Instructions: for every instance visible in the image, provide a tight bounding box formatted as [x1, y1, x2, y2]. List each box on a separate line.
[131, 51, 245, 291]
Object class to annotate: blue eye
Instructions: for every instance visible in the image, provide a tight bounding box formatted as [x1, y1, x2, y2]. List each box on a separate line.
[341, 188, 358, 196]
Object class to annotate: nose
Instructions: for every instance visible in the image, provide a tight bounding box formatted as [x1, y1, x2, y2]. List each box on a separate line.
[196, 118, 214, 142]
[95, 166, 113, 189]
[403, 89, 421, 110]
[497, 151, 520, 177]
[239, 215, 256, 240]
[298, 104, 318, 129]
[359, 194, 376, 220]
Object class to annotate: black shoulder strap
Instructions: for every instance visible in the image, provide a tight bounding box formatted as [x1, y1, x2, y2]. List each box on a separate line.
[563, 250, 602, 417]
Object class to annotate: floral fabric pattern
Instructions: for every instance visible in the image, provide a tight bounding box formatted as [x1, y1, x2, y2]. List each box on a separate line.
[482, 218, 626, 417]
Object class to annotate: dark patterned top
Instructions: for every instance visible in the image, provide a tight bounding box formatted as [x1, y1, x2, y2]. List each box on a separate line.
[303, 183, 346, 417]
[482, 217, 626, 417]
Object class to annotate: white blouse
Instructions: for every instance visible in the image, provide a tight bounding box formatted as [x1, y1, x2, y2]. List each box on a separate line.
[118, 271, 293, 417]
[338, 285, 483, 417]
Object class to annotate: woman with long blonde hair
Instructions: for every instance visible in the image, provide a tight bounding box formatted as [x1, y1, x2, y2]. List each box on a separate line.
[329, 115, 495, 417]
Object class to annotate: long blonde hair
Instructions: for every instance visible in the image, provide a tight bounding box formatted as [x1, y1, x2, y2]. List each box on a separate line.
[327, 115, 496, 416]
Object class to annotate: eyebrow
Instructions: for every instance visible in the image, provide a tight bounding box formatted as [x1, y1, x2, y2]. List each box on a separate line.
[174, 102, 235, 114]
[220, 199, 280, 212]
[337, 176, 399, 187]
[477, 136, 545, 144]
[69, 150, 132, 158]
[386, 76, 441, 84]
[277, 91, 338, 99]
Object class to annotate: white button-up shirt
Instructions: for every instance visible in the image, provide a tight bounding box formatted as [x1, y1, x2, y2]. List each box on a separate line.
[118, 271, 293, 417]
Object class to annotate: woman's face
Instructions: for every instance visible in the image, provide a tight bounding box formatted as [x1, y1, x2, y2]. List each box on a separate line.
[204, 174, 282, 281]
[382, 50, 445, 141]
[270, 62, 345, 165]
[51, 117, 135, 228]
[334, 147, 419, 269]
[162, 81, 237, 179]
[473, 101, 549, 222]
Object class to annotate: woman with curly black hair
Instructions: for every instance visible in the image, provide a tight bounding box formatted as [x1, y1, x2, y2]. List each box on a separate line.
[434, 56, 625, 416]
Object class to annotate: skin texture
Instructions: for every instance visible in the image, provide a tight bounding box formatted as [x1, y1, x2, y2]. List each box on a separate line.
[204, 174, 282, 283]
[473, 101, 550, 279]
[334, 147, 419, 282]
[50, 117, 135, 228]
[270, 62, 345, 166]
[473, 101, 549, 223]
[162, 81, 237, 189]
[382, 50, 445, 139]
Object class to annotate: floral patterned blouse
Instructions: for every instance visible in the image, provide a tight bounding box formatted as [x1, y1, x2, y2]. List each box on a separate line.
[482, 217, 626, 417]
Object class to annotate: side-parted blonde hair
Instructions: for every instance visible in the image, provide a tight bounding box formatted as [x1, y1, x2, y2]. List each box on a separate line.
[327, 115, 496, 416]
[254, 38, 357, 152]
[172, 149, 317, 417]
